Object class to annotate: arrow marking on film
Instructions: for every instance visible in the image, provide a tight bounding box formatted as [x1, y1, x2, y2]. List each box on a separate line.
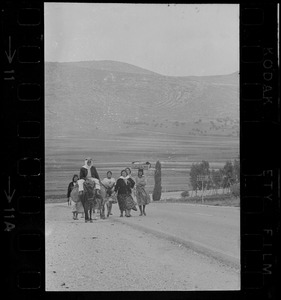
[5, 36, 16, 64]
[4, 176, 16, 204]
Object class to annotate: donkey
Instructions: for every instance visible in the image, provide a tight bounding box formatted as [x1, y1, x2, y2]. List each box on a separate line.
[94, 183, 109, 219]
[78, 178, 110, 221]
[80, 179, 96, 222]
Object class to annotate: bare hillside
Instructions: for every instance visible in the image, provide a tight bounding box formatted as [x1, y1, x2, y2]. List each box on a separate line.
[45, 61, 239, 138]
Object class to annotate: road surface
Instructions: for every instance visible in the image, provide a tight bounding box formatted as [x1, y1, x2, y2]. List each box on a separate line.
[46, 201, 240, 291]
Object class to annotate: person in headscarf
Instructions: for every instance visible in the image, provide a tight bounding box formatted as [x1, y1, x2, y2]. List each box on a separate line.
[125, 167, 135, 191]
[78, 157, 100, 192]
[67, 174, 79, 206]
[114, 170, 128, 217]
[125, 167, 136, 202]
[67, 174, 78, 220]
[79, 157, 100, 181]
[135, 168, 151, 216]
[114, 169, 137, 217]
[125, 168, 137, 217]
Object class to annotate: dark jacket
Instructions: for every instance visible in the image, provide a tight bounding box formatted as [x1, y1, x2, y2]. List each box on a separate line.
[115, 178, 129, 195]
[114, 178, 135, 195]
[79, 166, 100, 180]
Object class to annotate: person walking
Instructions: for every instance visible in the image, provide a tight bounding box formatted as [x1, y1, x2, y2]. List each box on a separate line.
[114, 170, 128, 217]
[67, 174, 79, 206]
[135, 168, 151, 216]
[125, 167, 137, 217]
[114, 170, 137, 217]
[67, 174, 84, 220]
[125, 167, 135, 194]
[67, 174, 79, 220]
[101, 171, 116, 217]
[125, 167, 135, 184]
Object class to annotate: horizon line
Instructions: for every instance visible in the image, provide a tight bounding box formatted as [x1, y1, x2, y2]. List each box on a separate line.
[45, 59, 239, 78]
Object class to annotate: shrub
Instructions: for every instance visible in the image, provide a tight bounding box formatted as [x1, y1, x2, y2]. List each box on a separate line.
[153, 160, 162, 201]
[181, 191, 190, 198]
[230, 183, 240, 198]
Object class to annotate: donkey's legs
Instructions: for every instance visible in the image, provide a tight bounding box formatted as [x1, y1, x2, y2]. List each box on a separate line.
[89, 199, 95, 221]
[106, 202, 112, 217]
[89, 205, 92, 221]
[106, 203, 109, 217]
[100, 202, 105, 219]
[99, 197, 106, 219]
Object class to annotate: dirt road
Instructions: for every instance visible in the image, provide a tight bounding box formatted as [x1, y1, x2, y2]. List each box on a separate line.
[46, 202, 240, 291]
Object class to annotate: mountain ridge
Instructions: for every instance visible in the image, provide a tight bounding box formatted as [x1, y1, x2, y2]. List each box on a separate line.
[45, 60, 239, 138]
[46, 60, 160, 76]
[45, 60, 238, 78]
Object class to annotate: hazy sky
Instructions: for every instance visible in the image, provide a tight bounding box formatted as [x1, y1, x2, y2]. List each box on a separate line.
[45, 3, 239, 76]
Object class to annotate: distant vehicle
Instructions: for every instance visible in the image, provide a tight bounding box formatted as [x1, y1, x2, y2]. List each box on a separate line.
[131, 161, 152, 170]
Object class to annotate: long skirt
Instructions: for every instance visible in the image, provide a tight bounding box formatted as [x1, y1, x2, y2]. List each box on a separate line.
[136, 187, 151, 206]
[125, 194, 137, 211]
[70, 197, 84, 213]
[117, 194, 127, 212]
[117, 194, 137, 211]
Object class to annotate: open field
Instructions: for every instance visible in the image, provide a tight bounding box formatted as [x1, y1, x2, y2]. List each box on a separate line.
[45, 132, 238, 198]
[45, 61, 239, 200]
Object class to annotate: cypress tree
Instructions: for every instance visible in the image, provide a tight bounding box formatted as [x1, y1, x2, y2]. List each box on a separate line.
[153, 160, 162, 201]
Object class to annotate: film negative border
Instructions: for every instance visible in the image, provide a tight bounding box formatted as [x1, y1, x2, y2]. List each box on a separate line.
[2, 0, 45, 296]
[240, 2, 280, 299]
[1, 1, 280, 299]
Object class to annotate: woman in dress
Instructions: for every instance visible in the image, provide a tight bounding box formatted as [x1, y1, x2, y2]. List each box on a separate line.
[67, 174, 84, 220]
[125, 167, 136, 195]
[125, 167, 137, 217]
[101, 171, 116, 217]
[114, 170, 128, 217]
[114, 170, 137, 217]
[135, 168, 151, 216]
[67, 174, 79, 206]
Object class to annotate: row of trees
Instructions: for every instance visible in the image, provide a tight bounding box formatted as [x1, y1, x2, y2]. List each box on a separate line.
[151, 159, 240, 201]
[189, 159, 240, 195]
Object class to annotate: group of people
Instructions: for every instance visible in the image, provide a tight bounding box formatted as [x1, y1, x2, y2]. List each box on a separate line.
[67, 158, 151, 222]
